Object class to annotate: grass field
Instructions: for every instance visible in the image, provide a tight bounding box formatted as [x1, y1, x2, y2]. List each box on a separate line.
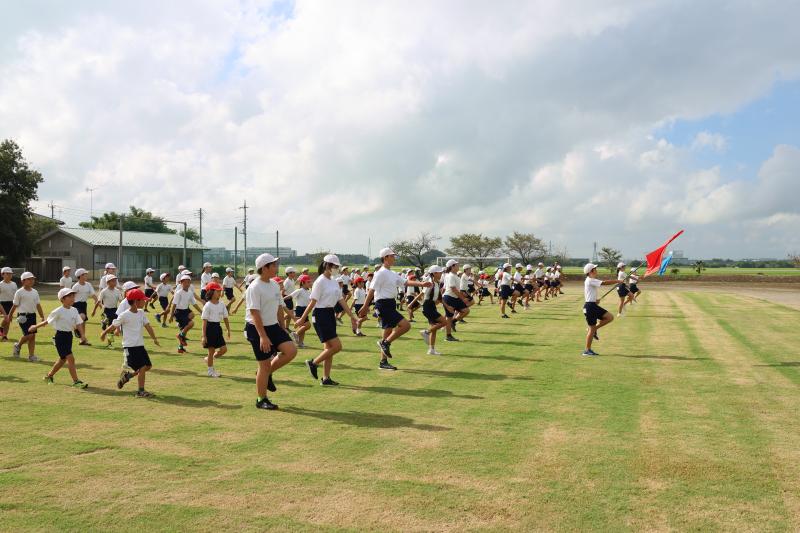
[2, 285, 800, 531]
[558, 266, 800, 277]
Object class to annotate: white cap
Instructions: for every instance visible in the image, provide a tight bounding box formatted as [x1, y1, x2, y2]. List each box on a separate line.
[203, 262, 212, 268]
[479, 270, 485, 274]
[105, 263, 116, 269]
[503, 263, 511, 269]
[62, 265, 71, 272]
[515, 263, 523, 268]
[21, 272, 35, 280]
[583, 263, 598, 275]
[323, 254, 341, 266]
[301, 267, 309, 272]
[617, 262, 626, 268]
[538, 262, 544, 266]
[225, 267, 234, 273]
[429, 265, 444, 273]
[527, 264, 533, 270]
[181, 270, 192, 276]
[363, 264, 369, 269]
[122, 281, 138, 291]
[285, 266, 296, 274]
[159, 273, 168, 281]
[146, 267, 154, 273]
[179, 274, 192, 282]
[105, 275, 118, 282]
[255, 253, 278, 270]
[378, 247, 396, 258]
[57, 287, 77, 300]
[463, 264, 472, 270]
[178, 265, 186, 270]
[74, 268, 88, 277]
[211, 272, 220, 278]
[445, 259, 458, 268]
[557, 265, 562, 270]
[1, 267, 12, 274]
[248, 267, 255, 272]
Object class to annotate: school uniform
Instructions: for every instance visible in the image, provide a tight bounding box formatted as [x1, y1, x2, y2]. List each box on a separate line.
[479, 278, 491, 297]
[583, 277, 608, 326]
[46, 306, 82, 358]
[340, 274, 351, 296]
[309, 275, 342, 343]
[442, 272, 466, 317]
[534, 268, 545, 287]
[616, 271, 630, 297]
[245, 277, 292, 360]
[290, 287, 311, 318]
[405, 284, 420, 309]
[629, 274, 640, 293]
[143, 275, 155, 298]
[113, 310, 152, 371]
[0, 279, 18, 316]
[98, 287, 123, 324]
[155, 283, 172, 310]
[422, 281, 443, 324]
[283, 277, 296, 310]
[201, 301, 229, 349]
[524, 273, 534, 292]
[352, 286, 366, 315]
[243, 273, 257, 289]
[71, 281, 95, 317]
[59, 275, 73, 289]
[12, 288, 40, 335]
[200, 272, 213, 300]
[172, 288, 197, 328]
[499, 272, 513, 299]
[513, 271, 526, 293]
[554, 271, 562, 287]
[371, 268, 406, 329]
[99, 273, 114, 291]
[222, 275, 236, 301]
[460, 273, 474, 301]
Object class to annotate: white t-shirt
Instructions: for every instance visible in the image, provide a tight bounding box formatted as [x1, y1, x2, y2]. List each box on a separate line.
[244, 273, 257, 287]
[144, 275, 154, 289]
[460, 273, 471, 291]
[156, 283, 172, 297]
[513, 271, 522, 283]
[202, 301, 229, 323]
[340, 275, 351, 287]
[371, 268, 404, 300]
[500, 272, 512, 286]
[222, 275, 236, 289]
[353, 287, 366, 305]
[283, 277, 296, 295]
[534, 268, 545, 280]
[201, 272, 213, 287]
[72, 281, 95, 303]
[0, 280, 18, 302]
[424, 280, 440, 302]
[172, 287, 197, 310]
[584, 277, 602, 302]
[310, 275, 342, 308]
[46, 306, 82, 332]
[13, 288, 40, 314]
[444, 272, 461, 298]
[99, 287, 123, 308]
[59, 276, 73, 289]
[117, 298, 131, 315]
[289, 288, 311, 307]
[617, 271, 627, 283]
[245, 278, 281, 326]
[630, 273, 639, 284]
[113, 309, 149, 348]
[99, 273, 114, 290]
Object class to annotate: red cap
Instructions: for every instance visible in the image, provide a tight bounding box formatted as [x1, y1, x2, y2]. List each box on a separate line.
[205, 282, 222, 292]
[297, 274, 311, 284]
[272, 276, 283, 283]
[126, 289, 148, 301]
[354, 276, 364, 284]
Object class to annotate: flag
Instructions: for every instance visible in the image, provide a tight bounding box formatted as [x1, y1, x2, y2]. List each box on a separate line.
[644, 230, 684, 277]
[658, 251, 673, 276]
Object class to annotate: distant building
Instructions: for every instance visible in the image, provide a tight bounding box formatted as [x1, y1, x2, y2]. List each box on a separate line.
[31, 227, 206, 281]
[670, 250, 691, 266]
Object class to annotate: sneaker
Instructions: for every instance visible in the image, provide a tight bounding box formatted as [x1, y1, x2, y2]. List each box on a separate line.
[377, 340, 392, 358]
[459, 319, 467, 324]
[160, 323, 168, 328]
[336, 317, 343, 325]
[291, 331, 299, 344]
[356, 332, 366, 337]
[582, 349, 599, 357]
[320, 377, 339, 386]
[593, 332, 600, 341]
[43, 375, 54, 384]
[204, 356, 209, 363]
[135, 390, 154, 398]
[268, 374, 277, 392]
[72, 380, 89, 389]
[13, 343, 21, 357]
[501, 314, 510, 319]
[420, 330, 429, 342]
[117, 371, 133, 389]
[306, 359, 319, 380]
[207, 368, 220, 378]
[255, 397, 278, 410]
[427, 348, 442, 355]
[445, 335, 459, 342]
[79, 340, 91, 346]
[176, 333, 187, 346]
[511, 309, 517, 314]
[379, 360, 397, 371]
[28, 354, 39, 362]
[177, 347, 186, 354]
[298, 341, 306, 348]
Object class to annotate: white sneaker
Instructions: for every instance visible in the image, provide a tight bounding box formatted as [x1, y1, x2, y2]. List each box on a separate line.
[291, 331, 299, 344]
[13, 343, 21, 357]
[207, 368, 220, 378]
[203, 356, 209, 363]
[28, 354, 39, 362]
[427, 348, 442, 355]
[420, 330, 429, 342]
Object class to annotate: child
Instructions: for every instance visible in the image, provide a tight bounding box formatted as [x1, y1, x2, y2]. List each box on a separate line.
[7, 272, 45, 361]
[359, 247, 432, 370]
[169, 274, 203, 353]
[534, 262, 546, 301]
[629, 268, 641, 303]
[296, 254, 358, 386]
[154, 273, 173, 327]
[404, 273, 421, 322]
[222, 267, 237, 310]
[442, 260, 469, 341]
[232, 267, 257, 314]
[98, 263, 117, 291]
[245, 253, 298, 410]
[71, 268, 98, 344]
[498, 263, 513, 319]
[201, 282, 230, 378]
[351, 276, 368, 336]
[582, 263, 617, 356]
[200, 262, 213, 302]
[28, 288, 89, 388]
[419, 265, 447, 355]
[0, 266, 17, 341]
[59, 266, 73, 289]
[143, 268, 157, 309]
[110, 289, 160, 397]
[616, 262, 630, 317]
[288, 274, 313, 346]
[92, 274, 123, 346]
[115, 281, 140, 317]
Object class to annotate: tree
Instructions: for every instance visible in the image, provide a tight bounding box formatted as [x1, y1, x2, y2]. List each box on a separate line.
[28, 216, 58, 252]
[389, 232, 440, 270]
[790, 253, 800, 268]
[553, 245, 569, 266]
[80, 205, 201, 242]
[503, 231, 546, 265]
[693, 260, 706, 275]
[0, 139, 44, 263]
[598, 246, 622, 272]
[179, 227, 201, 243]
[670, 268, 680, 276]
[447, 233, 503, 270]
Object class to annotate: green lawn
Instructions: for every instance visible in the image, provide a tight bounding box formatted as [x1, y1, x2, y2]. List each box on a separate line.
[2, 287, 799, 531]
[558, 266, 800, 277]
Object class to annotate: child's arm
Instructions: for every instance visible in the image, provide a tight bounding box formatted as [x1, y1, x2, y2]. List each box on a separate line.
[3, 304, 18, 326]
[144, 324, 160, 346]
[223, 317, 231, 338]
[25, 319, 49, 334]
[193, 302, 203, 313]
[99, 323, 116, 341]
[36, 303, 45, 321]
[91, 296, 102, 316]
[201, 318, 208, 345]
[77, 321, 87, 342]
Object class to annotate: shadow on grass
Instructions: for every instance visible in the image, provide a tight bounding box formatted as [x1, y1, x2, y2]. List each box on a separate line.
[755, 362, 800, 367]
[402, 368, 535, 381]
[0, 356, 106, 369]
[84, 385, 242, 409]
[604, 353, 711, 361]
[282, 406, 450, 431]
[0, 375, 26, 383]
[471, 339, 551, 348]
[339, 384, 482, 400]
[447, 352, 544, 363]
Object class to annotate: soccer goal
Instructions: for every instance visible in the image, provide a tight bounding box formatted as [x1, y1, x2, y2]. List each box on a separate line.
[435, 256, 510, 272]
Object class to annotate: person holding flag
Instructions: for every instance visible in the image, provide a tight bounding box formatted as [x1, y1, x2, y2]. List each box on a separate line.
[581, 263, 618, 357]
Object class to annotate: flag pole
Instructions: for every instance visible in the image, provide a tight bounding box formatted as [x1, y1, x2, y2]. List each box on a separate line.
[597, 261, 643, 302]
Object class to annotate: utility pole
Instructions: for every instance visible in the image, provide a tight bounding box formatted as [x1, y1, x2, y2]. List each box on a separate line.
[592, 242, 598, 263]
[239, 201, 248, 268]
[85, 186, 98, 220]
[198, 208, 204, 263]
[48, 201, 56, 219]
[234, 227, 238, 276]
[276, 230, 279, 259]
[182, 222, 187, 268]
[118, 215, 124, 277]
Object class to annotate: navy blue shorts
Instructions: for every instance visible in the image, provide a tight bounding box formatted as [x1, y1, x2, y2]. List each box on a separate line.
[283, 296, 294, 311]
[103, 308, 118, 323]
[295, 305, 307, 319]
[144, 288, 155, 298]
[313, 308, 338, 343]
[617, 285, 630, 298]
[583, 302, 609, 326]
[224, 288, 234, 300]
[629, 283, 640, 294]
[19, 313, 37, 335]
[443, 295, 466, 318]
[124, 346, 152, 371]
[53, 330, 73, 359]
[245, 322, 292, 361]
[1, 301, 12, 314]
[422, 300, 442, 324]
[204, 321, 226, 349]
[175, 309, 191, 329]
[499, 285, 513, 299]
[375, 299, 403, 329]
[158, 296, 169, 310]
[74, 301, 88, 317]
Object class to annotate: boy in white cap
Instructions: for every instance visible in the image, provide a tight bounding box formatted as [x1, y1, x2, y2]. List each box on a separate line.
[169, 274, 203, 354]
[419, 265, 447, 355]
[232, 268, 257, 314]
[359, 247, 432, 370]
[115, 281, 140, 317]
[246, 253, 297, 410]
[616, 262, 630, 317]
[59, 266, 73, 289]
[498, 263, 514, 318]
[71, 268, 97, 343]
[6, 272, 45, 361]
[0, 267, 17, 341]
[99, 263, 117, 291]
[282, 266, 298, 324]
[143, 268, 157, 309]
[222, 267, 237, 311]
[93, 275, 123, 345]
[28, 288, 89, 388]
[582, 263, 617, 356]
[110, 289, 160, 397]
[154, 272, 173, 327]
[534, 263, 546, 301]
[200, 262, 213, 302]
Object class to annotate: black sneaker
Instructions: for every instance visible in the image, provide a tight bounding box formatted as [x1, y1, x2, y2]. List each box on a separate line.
[377, 340, 392, 358]
[593, 332, 600, 341]
[320, 377, 339, 386]
[446, 335, 460, 342]
[379, 360, 397, 371]
[267, 374, 277, 392]
[255, 397, 278, 410]
[305, 359, 319, 380]
[117, 370, 133, 389]
[501, 314, 510, 319]
[451, 323, 457, 332]
[459, 319, 467, 324]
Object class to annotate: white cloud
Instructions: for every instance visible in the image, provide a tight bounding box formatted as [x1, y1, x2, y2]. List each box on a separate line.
[691, 131, 728, 152]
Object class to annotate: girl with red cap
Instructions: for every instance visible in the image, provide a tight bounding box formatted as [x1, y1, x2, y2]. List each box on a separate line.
[201, 282, 230, 378]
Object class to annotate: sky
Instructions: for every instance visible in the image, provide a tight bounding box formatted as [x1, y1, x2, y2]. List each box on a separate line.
[1, 0, 799, 260]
